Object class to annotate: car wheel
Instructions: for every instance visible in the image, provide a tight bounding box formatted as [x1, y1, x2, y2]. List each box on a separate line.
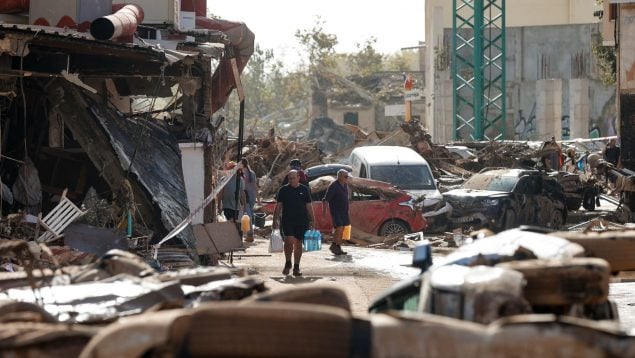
[379, 220, 409, 236]
[503, 209, 516, 230]
[549, 209, 565, 230]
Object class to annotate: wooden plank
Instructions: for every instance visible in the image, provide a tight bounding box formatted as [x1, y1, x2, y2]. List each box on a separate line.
[497, 258, 610, 305]
[553, 231, 635, 272]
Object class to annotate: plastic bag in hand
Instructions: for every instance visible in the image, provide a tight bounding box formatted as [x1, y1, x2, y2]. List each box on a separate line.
[269, 229, 284, 253]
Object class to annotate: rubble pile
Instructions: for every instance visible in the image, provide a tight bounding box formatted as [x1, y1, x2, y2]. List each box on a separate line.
[225, 130, 324, 196]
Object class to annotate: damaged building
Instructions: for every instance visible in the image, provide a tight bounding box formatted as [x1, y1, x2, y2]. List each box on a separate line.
[0, 0, 253, 264]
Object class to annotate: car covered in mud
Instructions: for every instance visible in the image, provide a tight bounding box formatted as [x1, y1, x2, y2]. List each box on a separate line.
[443, 168, 568, 231]
[262, 176, 427, 236]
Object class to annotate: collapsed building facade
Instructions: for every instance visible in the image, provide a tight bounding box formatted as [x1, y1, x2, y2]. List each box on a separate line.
[0, 0, 253, 261]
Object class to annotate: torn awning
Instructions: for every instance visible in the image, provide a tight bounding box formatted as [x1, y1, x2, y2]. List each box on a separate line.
[196, 17, 255, 113]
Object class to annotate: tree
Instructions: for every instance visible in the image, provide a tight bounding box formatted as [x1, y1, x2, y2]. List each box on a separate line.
[348, 37, 384, 76]
[295, 16, 338, 119]
[223, 45, 309, 135]
[385, 50, 418, 72]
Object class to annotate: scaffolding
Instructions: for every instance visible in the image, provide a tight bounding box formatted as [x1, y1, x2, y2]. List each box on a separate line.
[452, 0, 506, 140]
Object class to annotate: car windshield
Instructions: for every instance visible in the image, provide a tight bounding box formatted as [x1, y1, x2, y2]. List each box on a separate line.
[370, 165, 436, 190]
[462, 174, 518, 192]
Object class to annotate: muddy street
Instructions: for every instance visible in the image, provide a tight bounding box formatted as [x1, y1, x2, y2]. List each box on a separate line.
[231, 236, 419, 317]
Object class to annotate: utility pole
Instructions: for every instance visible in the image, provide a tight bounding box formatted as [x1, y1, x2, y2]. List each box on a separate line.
[452, 0, 506, 140]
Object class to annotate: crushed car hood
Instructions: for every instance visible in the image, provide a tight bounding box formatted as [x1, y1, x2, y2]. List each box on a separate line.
[443, 189, 510, 199]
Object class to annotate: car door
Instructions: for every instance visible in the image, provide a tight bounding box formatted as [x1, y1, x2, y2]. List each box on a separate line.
[513, 176, 540, 225]
[348, 187, 389, 234]
[514, 176, 534, 225]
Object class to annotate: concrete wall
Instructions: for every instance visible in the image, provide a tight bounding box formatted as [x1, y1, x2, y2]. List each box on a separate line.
[505, 23, 616, 140]
[425, 0, 599, 30]
[536, 79, 563, 139]
[424, 0, 611, 141]
[427, 22, 615, 142]
[327, 106, 376, 132]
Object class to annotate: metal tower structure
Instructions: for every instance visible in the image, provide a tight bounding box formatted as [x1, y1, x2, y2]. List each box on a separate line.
[452, 0, 506, 140]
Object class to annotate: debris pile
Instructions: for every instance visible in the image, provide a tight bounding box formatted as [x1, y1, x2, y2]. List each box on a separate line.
[225, 129, 324, 196]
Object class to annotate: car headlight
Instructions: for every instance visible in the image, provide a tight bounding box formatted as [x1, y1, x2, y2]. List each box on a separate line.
[399, 200, 415, 211]
[482, 198, 499, 206]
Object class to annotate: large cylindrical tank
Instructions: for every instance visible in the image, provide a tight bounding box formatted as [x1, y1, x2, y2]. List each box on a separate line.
[90, 4, 144, 41]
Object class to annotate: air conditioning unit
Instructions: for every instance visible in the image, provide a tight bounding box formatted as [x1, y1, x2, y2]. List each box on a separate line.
[120, 0, 174, 24]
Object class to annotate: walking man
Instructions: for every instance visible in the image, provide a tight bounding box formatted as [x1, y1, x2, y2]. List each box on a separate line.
[273, 170, 314, 276]
[217, 161, 245, 222]
[322, 169, 349, 256]
[241, 158, 258, 242]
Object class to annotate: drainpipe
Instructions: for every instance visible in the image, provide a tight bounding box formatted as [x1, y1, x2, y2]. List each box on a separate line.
[90, 4, 144, 41]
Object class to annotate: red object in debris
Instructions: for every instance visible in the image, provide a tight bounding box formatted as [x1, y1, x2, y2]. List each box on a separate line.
[196, 16, 255, 113]
[0, 0, 29, 14]
[404, 73, 414, 91]
[90, 4, 144, 41]
[32, 17, 49, 26]
[181, 0, 207, 17]
[56, 15, 77, 29]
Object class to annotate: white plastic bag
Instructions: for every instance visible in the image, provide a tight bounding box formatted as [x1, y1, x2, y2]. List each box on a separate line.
[269, 229, 284, 253]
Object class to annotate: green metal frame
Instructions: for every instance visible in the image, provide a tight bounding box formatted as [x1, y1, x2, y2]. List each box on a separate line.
[452, 0, 506, 140]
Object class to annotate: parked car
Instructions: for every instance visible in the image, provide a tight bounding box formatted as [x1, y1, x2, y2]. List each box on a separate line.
[443, 168, 568, 231]
[348, 146, 452, 232]
[262, 176, 427, 236]
[305, 163, 352, 183]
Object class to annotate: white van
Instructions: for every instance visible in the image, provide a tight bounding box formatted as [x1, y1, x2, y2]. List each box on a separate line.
[349, 146, 452, 231]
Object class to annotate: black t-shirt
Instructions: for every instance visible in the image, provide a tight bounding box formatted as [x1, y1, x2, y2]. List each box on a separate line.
[276, 184, 311, 225]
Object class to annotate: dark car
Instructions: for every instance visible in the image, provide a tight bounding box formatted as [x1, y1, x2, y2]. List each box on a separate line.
[443, 168, 567, 231]
[305, 163, 352, 182]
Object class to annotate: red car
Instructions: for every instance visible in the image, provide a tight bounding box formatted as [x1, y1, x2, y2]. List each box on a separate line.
[262, 177, 427, 236]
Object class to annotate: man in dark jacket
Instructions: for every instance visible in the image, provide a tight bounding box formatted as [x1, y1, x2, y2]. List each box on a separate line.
[322, 169, 350, 256]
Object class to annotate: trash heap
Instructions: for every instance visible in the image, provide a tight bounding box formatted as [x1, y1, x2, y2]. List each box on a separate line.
[224, 130, 323, 196]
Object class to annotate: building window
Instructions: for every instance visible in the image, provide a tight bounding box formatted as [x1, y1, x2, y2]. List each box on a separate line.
[344, 112, 359, 126]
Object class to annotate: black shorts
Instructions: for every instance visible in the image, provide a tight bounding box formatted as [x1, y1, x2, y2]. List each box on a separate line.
[282, 223, 308, 241]
[331, 213, 350, 228]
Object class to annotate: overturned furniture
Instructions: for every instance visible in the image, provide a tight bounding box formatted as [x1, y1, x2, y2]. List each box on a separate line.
[37, 189, 87, 243]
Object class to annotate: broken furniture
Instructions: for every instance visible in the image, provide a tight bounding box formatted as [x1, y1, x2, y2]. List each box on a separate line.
[36, 189, 87, 243]
[193, 221, 244, 264]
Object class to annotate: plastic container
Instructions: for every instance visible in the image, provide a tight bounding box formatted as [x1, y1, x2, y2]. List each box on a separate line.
[254, 212, 266, 228]
[313, 230, 322, 250]
[342, 225, 351, 241]
[241, 214, 250, 232]
[303, 230, 321, 252]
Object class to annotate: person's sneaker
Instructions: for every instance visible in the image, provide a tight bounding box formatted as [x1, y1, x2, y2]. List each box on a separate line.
[293, 268, 303, 276]
[329, 243, 345, 255]
[282, 262, 292, 275]
[337, 244, 347, 255]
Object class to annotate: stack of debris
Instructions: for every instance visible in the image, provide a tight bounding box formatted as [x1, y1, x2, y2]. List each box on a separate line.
[225, 129, 324, 196]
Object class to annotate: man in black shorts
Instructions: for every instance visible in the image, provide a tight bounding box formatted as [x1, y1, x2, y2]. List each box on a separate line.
[273, 170, 314, 276]
[322, 169, 349, 256]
